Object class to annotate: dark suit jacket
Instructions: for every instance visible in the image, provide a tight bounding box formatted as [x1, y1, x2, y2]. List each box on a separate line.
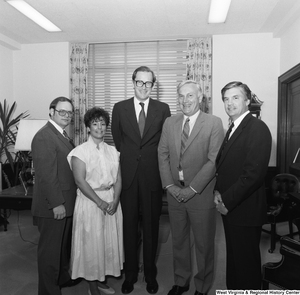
[215, 113, 272, 226]
[112, 97, 171, 191]
[31, 122, 77, 218]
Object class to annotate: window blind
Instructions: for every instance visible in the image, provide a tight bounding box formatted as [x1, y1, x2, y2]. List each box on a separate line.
[88, 40, 187, 145]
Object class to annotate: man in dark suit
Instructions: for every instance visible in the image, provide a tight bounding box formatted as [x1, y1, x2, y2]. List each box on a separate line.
[158, 80, 224, 295]
[111, 66, 171, 294]
[31, 97, 78, 295]
[214, 81, 272, 289]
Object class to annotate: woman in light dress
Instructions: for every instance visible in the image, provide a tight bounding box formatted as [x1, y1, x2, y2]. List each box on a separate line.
[68, 107, 123, 295]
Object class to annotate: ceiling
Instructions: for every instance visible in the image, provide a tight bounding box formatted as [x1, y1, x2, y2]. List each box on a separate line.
[1, 0, 300, 49]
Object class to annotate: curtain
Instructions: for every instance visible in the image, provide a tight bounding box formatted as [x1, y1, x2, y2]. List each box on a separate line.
[186, 38, 212, 113]
[70, 43, 89, 145]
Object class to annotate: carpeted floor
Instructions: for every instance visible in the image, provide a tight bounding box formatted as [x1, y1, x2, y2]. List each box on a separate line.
[0, 209, 288, 295]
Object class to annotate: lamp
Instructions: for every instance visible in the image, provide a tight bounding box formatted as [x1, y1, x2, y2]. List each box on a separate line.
[15, 119, 47, 194]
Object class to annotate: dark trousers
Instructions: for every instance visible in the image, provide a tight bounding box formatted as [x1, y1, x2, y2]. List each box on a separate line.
[36, 216, 72, 295]
[222, 216, 262, 290]
[121, 167, 162, 283]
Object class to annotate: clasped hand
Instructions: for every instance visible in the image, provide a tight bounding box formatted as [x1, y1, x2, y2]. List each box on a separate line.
[214, 190, 228, 215]
[98, 200, 118, 215]
[168, 185, 196, 203]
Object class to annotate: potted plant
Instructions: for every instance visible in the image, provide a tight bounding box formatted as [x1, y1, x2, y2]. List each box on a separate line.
[0, 99, 29, 189]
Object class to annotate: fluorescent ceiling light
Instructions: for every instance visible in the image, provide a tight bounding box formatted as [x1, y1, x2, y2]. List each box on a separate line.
[6, 0, 61, 32]
[208, 0, 232, 24]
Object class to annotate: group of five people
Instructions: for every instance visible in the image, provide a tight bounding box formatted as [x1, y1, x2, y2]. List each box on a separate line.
[31, 66, 272, 295]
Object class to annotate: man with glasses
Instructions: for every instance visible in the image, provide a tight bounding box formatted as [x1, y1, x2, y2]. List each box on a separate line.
[31, 96, 79, 295]
[112, 66, 171, 294]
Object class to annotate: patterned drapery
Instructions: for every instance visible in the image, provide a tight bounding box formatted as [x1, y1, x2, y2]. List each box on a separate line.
[70, 43, 89, 145]
[186, 38, 212, 113]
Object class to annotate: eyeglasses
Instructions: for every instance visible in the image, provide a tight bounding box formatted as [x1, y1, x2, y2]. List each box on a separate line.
[135, 80, 154, 88]
[54, 109, 74, 118]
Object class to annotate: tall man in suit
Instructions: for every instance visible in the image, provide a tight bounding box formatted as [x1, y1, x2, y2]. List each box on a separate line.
[31, 97, 78, 295]
[214, 81, 272, 289]
[111, 66, 171, 294]
[158, 80, 224, 295]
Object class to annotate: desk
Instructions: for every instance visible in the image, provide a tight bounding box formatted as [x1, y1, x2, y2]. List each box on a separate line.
[0, 185, 32, 231]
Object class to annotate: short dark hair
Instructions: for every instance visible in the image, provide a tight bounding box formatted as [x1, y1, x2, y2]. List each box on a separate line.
[221, 81, 252, 107]
[49, 96, 74, 111]
[132, 66, 156, 83]
[84, 107, 110, 128]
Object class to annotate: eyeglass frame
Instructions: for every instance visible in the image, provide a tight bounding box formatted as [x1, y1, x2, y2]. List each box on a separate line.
[54, 109, 74, 118]
[134, 80, 154, 88]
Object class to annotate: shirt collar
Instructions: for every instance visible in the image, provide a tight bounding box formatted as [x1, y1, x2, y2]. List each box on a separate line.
[49, 119, 64, 134]
[232, 110, 250, 129]
[183, 109, 200, 124]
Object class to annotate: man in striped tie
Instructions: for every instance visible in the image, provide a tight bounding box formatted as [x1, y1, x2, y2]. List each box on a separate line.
[158, 80, 223, 295]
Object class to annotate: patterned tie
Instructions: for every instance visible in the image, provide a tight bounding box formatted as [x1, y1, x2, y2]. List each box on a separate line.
[63, 130, 75, 148]
[179, 117, 190, 170]
[138, 102, 146, 137]
[216, 122, 234, 164]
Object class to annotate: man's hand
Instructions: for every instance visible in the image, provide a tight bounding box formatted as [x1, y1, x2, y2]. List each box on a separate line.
[53, 204, 66, 220]
[167, 185, 182, 203]
[214, 190, 228, 215]
[178, 187, 196, 203]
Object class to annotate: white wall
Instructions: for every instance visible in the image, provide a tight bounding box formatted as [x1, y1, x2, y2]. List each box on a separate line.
[280, 17, 300, 75]
[212, 33, 280, 166]
[0, 45, 13, 104]
[13, 42, 70, 119]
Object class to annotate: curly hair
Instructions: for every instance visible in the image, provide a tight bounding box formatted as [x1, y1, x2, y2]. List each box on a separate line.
[84, 107, 110, 128]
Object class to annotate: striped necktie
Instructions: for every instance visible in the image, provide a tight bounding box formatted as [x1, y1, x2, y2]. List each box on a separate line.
[179, 117, 190, 170]
[63, 130, 75, 148]
[138, 102, 146, 137]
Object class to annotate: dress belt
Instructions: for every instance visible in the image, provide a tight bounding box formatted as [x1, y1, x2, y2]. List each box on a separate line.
[94, 185, 112, 191]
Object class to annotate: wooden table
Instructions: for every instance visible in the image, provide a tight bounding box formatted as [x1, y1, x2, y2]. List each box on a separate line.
[0, 185, 33, 231]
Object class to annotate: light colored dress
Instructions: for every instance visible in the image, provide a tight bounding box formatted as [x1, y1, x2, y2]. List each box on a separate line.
[67, 136, 123, 281]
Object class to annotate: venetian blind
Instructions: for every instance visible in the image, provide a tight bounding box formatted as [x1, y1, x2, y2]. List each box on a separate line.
[88, 40, 187, 145]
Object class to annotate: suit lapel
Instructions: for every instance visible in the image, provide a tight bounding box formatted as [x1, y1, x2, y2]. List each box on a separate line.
[179, 112, 204, 156]
[184, 112, 204, 151]
[217, 113, 252, 168]
[143, 98, 157, 138]
[174, 115, 184, 158]
[124, 97, 141, 138]
[47, 122, 74, 150]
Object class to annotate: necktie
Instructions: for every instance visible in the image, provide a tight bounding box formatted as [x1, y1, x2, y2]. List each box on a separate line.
[216, 122, 234, 164]
[138, 102, 146, 137]
[224, 122, 234, 145]
[179, 118, 190, 170]
[63, 130, 75, 148]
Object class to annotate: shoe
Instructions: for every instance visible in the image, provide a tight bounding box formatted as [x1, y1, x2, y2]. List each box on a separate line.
[146, 279, 158, 294]
[60, 278, 82, 288]
[194, 292, 206, 295]
[98, 285, 115, 294]
[121, 279, 137, 294]
[167, 285, 189, 295]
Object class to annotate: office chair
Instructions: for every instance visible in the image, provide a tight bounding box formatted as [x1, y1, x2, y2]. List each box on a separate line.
[263, 173, 300, 253]
[262, 236, 300, 289]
